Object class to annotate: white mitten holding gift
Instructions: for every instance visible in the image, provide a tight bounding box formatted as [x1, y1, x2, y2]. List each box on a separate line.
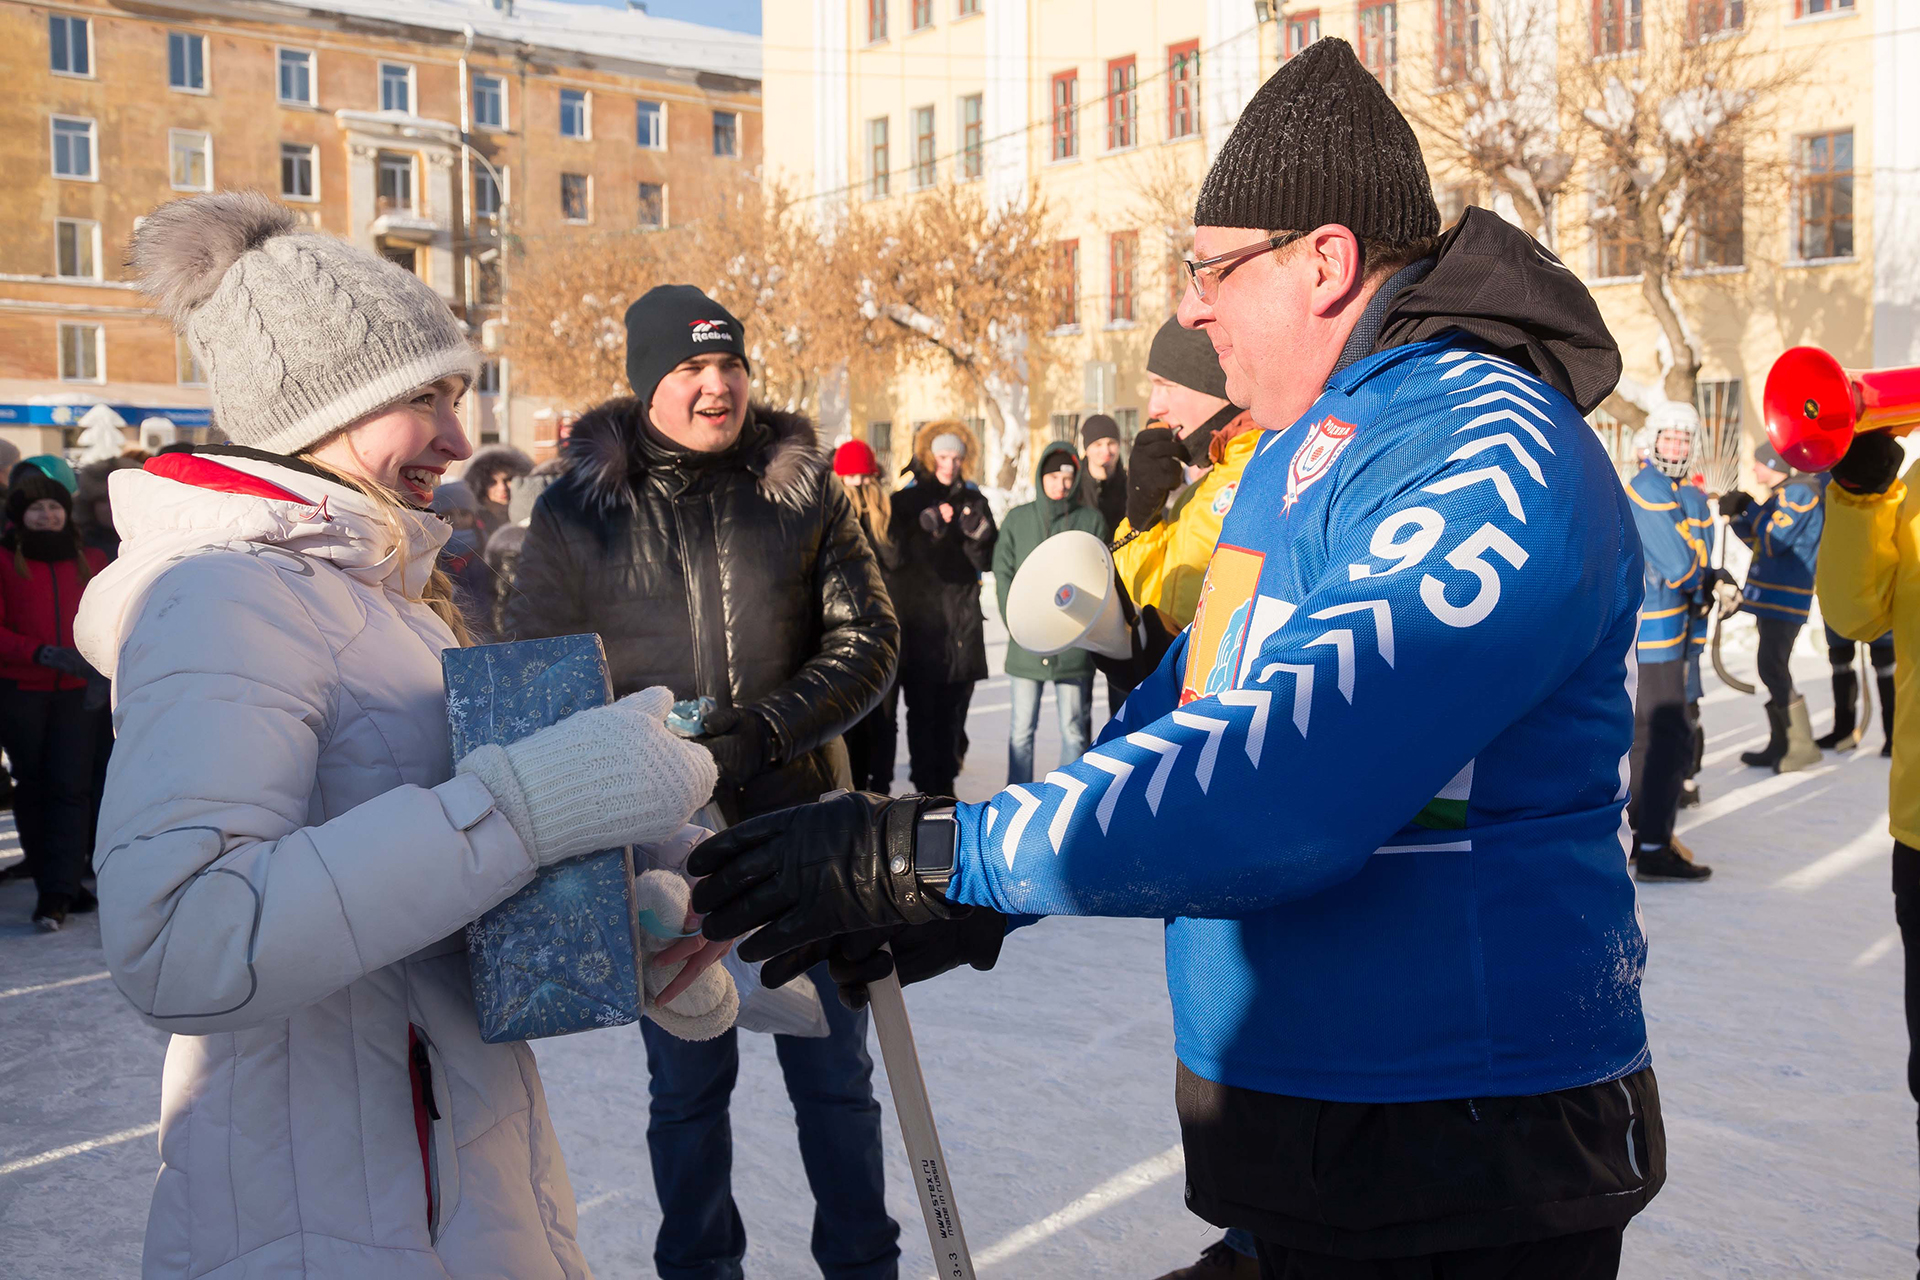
[635, 868, 738, 1041]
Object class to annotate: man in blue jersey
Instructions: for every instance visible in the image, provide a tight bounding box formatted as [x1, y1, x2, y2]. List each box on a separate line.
[691, 40, 1664, 1279]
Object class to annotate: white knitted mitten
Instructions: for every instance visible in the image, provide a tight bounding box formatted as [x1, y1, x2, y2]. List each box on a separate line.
[635, 869, 738, 1041]
[456, 687, 718, 867]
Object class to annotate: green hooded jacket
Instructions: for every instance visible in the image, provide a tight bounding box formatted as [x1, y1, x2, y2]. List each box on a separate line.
[993, 440, 1107, 682]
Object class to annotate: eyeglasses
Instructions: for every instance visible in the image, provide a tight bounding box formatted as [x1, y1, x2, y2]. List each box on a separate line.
[1181, 231, 1308, 304]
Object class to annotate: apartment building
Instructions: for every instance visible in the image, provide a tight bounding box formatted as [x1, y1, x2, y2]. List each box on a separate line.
[762, 0, 1278, 476]
[1, 0, 760, 457]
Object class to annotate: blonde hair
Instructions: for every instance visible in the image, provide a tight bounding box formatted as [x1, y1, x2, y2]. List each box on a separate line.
[298, 452, 474, 647]
[838, 473, 893, 554]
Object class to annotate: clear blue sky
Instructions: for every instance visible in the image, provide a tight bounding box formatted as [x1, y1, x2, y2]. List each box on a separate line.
[555, 0, 759, 35]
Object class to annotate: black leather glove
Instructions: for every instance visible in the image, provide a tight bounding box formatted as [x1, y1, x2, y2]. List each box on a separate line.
[1717, 490, 1752, 518]
[1089, 600, 1175, 693]
[689, 791, 962, 961]
[697, 705, 772, 802]
[1706, 567, 1738, 591]
[760, 909, 1009, 1009]
[957, 496, 993, 541]
[35, 645, 93, 678]
[1830, 431, 1905, 496]
[918, 503, 953, 538]
[1125, 427, 1186, 532]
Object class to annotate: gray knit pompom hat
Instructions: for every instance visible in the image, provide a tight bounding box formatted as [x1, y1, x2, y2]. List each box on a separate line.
[131, 191, 478, 455]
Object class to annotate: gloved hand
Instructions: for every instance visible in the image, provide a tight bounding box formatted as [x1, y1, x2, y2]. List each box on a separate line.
[956, 495, 993, 542]
[1830, 430, 1905, 496]
[689, 791, 961, 961]
[1125, 427, 1186, 532]
[1089, 599, 1176, 693]
[1706, 567, 1739, 591]
[35, 645, 94, 678]
[634, 868, 738, 1041]
[456, 686, 719, 867]
[1717, 490, 1752, 518]
[760, 909, 1009, 1010]
[698, 705, 772, 800]
[918, 503, 952, 537]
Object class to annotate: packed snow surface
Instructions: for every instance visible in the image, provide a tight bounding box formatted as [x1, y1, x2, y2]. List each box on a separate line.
[0, 598, 1912, 1276]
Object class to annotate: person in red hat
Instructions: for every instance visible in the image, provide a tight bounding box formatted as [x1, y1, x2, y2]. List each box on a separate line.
[834, 438, 903, 792]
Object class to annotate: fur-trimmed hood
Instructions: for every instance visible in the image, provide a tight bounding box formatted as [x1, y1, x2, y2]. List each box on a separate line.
[909, 418, 982, 483]
[556, 399, 826, 515]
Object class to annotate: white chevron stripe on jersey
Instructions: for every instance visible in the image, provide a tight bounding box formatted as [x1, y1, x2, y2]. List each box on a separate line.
[1124, 731, 1182, 814]
[1045, 771, 1090, 853]
[1169, 709, 1229, 792]
[1451, 387, 1555, 426]
[1310, 599, 1396, 666]
[1257, 662, 1316, 736]
[1456, 370, 1550, 403]
[1453, 409, 1555, 454]
[1216, 689, 1272, 767]
[1000, 785, 1042, 868]
[1082, 751, 1135, 834]
[1424, 467, 1528, 523]
[1306, 630, 1357, 702]
[1448, 434, 1545, 486]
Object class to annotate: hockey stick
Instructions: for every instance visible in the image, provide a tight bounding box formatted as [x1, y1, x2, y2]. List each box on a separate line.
[1708, 515, 1757, 696]
[869, 953, 977, 1280]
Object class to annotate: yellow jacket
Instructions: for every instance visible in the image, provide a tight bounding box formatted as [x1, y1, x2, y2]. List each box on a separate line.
[1113, 417, 1260, 629]
[1818, 464, 1920, 846]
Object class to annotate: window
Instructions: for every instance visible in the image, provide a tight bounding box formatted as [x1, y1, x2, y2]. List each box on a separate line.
[1436, 0, 1479, 83]
[561, 172, 591, 222]
[638, 181, 666, 228]
[713, 110, 739, 157]
[1053, 239, 1080, 328]
[912, 105, 936, 189]
[475, 258, 502, 306]
[1358, 3, 1398, 91]
[55, 219, 98, 279]
[281, 142, 316, 200]
[1686, 153, 1743, 269]
[1115, 408, 1140, 441]
[637, 99, 664, 149]
[560, 89, 589, 139]
[1049, 414, 1082, 443]
[1168, 42, 1200, 140]
[472, 74, 505, 129]
[1796, 130, 1854, 261]
[377, 151, 414, 213]
[868, 0, 888, 42]
[475, 165, 502, 218]
[1690, 0, 1744, 36]
[912, 0, 934, 29]
[959, 93, 983, 180]
[177, 335, 206, 386]
[1285, 12, 1321, 59]
[59, 323, 101, 382]
[1592, 0, 1643, 56]
[50, 116, 95, 180]
[1795, 0, 1854, 14]
[169, 31, 207, 91]
[49, 15, 90, 76]
[956, 0, 980, 14]
[1109, 231, 1138, 323]
[477, 359, 501, 394]
[867, 117, 890, 198]
[380, 62, 413, 113]
[170, 130, 212, 191]
[279, 48, 315, 105]
[1106, 57, 1137, 151]
[1051, 71, 1079, 161]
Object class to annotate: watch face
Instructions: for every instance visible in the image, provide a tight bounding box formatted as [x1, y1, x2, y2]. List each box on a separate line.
[916, 811, 959, 875]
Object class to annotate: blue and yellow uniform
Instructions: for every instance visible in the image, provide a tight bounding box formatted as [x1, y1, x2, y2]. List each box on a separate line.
[1627, 463, 1707, 665]
[1733, 475, 1824, 620]
[1675, 481, 1714, 698]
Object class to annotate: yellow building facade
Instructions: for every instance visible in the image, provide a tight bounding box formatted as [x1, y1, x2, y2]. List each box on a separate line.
[1, 0, 760, 458]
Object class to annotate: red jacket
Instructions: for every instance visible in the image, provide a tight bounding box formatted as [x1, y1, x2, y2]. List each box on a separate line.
[0, 545, 109, 691]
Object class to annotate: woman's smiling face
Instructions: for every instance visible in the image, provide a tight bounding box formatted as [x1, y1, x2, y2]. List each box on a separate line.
[307, 377, 473, 505]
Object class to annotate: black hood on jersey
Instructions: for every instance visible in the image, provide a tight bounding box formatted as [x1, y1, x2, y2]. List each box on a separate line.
[1374, 207, 1622, 415]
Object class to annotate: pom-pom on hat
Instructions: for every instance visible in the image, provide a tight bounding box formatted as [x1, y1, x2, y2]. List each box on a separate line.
[1195, 38, 1440, 244]
[130, 191, 479, 457]
[833, 439, 879, 477]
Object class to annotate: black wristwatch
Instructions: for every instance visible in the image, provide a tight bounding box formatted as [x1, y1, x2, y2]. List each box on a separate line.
[912, 805, 959, 892]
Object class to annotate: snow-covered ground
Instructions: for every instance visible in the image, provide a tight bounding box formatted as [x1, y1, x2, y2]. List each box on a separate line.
[1, 601, 1913, 1278]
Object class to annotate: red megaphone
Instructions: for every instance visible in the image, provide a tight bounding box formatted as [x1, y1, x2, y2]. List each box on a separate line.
[1763, 346, 1920, 473]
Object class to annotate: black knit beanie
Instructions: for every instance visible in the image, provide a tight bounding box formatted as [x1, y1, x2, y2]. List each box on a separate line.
[1195, 38, 1440, 243]
[1079, 414, 1120, 446]
[1147, 317, 1231, 401]
[623, 285, 750, 404]
[6, 470, 73, 529]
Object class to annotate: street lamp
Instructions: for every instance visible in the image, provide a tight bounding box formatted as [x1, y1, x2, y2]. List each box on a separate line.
[458, 25, 512, 442]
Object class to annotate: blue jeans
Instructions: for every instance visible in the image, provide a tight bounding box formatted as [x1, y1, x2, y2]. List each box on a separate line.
[640, 963, 900, 1280]
[1007, 675, 1093, 785]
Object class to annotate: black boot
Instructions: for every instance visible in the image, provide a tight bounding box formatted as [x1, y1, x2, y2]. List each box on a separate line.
[1635, 844, 1713, 882]
[1152, 1239, 1261, 1280]
[1741, 702, 1788, 768]
[1817, 670, 1860, 749]
[1882, 672, 1898, 759]
[31, 892, 71, 932]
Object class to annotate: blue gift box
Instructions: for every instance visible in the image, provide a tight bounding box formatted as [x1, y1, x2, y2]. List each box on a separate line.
[444, 635, 644, 1043]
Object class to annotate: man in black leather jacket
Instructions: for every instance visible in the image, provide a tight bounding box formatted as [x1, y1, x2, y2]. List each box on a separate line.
[506, 285, 903, 1280]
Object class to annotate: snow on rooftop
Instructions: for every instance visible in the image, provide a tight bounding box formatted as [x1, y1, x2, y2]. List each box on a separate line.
[289, 0, 759, 81]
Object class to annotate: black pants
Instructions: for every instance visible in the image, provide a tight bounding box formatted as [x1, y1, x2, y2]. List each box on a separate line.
[1754, 616, 1805, 706]
[1894, 844, 1920, 1274]
[842, 683, 899, 794]
[1629, 658, 1690, 847]
[1256, 1226, 1623, 1279]
[900, 678, 973, 795]
[1826, 623, 1896, 675]
[0, 684, 99, 899]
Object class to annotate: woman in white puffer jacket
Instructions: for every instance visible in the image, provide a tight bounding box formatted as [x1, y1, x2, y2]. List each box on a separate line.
[76, 192, 723, 1280]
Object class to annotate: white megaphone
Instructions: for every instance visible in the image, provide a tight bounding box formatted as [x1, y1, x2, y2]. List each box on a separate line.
[1005, 529, 1133, 659]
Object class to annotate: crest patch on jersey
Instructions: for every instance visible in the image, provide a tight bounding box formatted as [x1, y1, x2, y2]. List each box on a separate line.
[1284, 416, 1358, 511]
[1211, 481, 1239, 517]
